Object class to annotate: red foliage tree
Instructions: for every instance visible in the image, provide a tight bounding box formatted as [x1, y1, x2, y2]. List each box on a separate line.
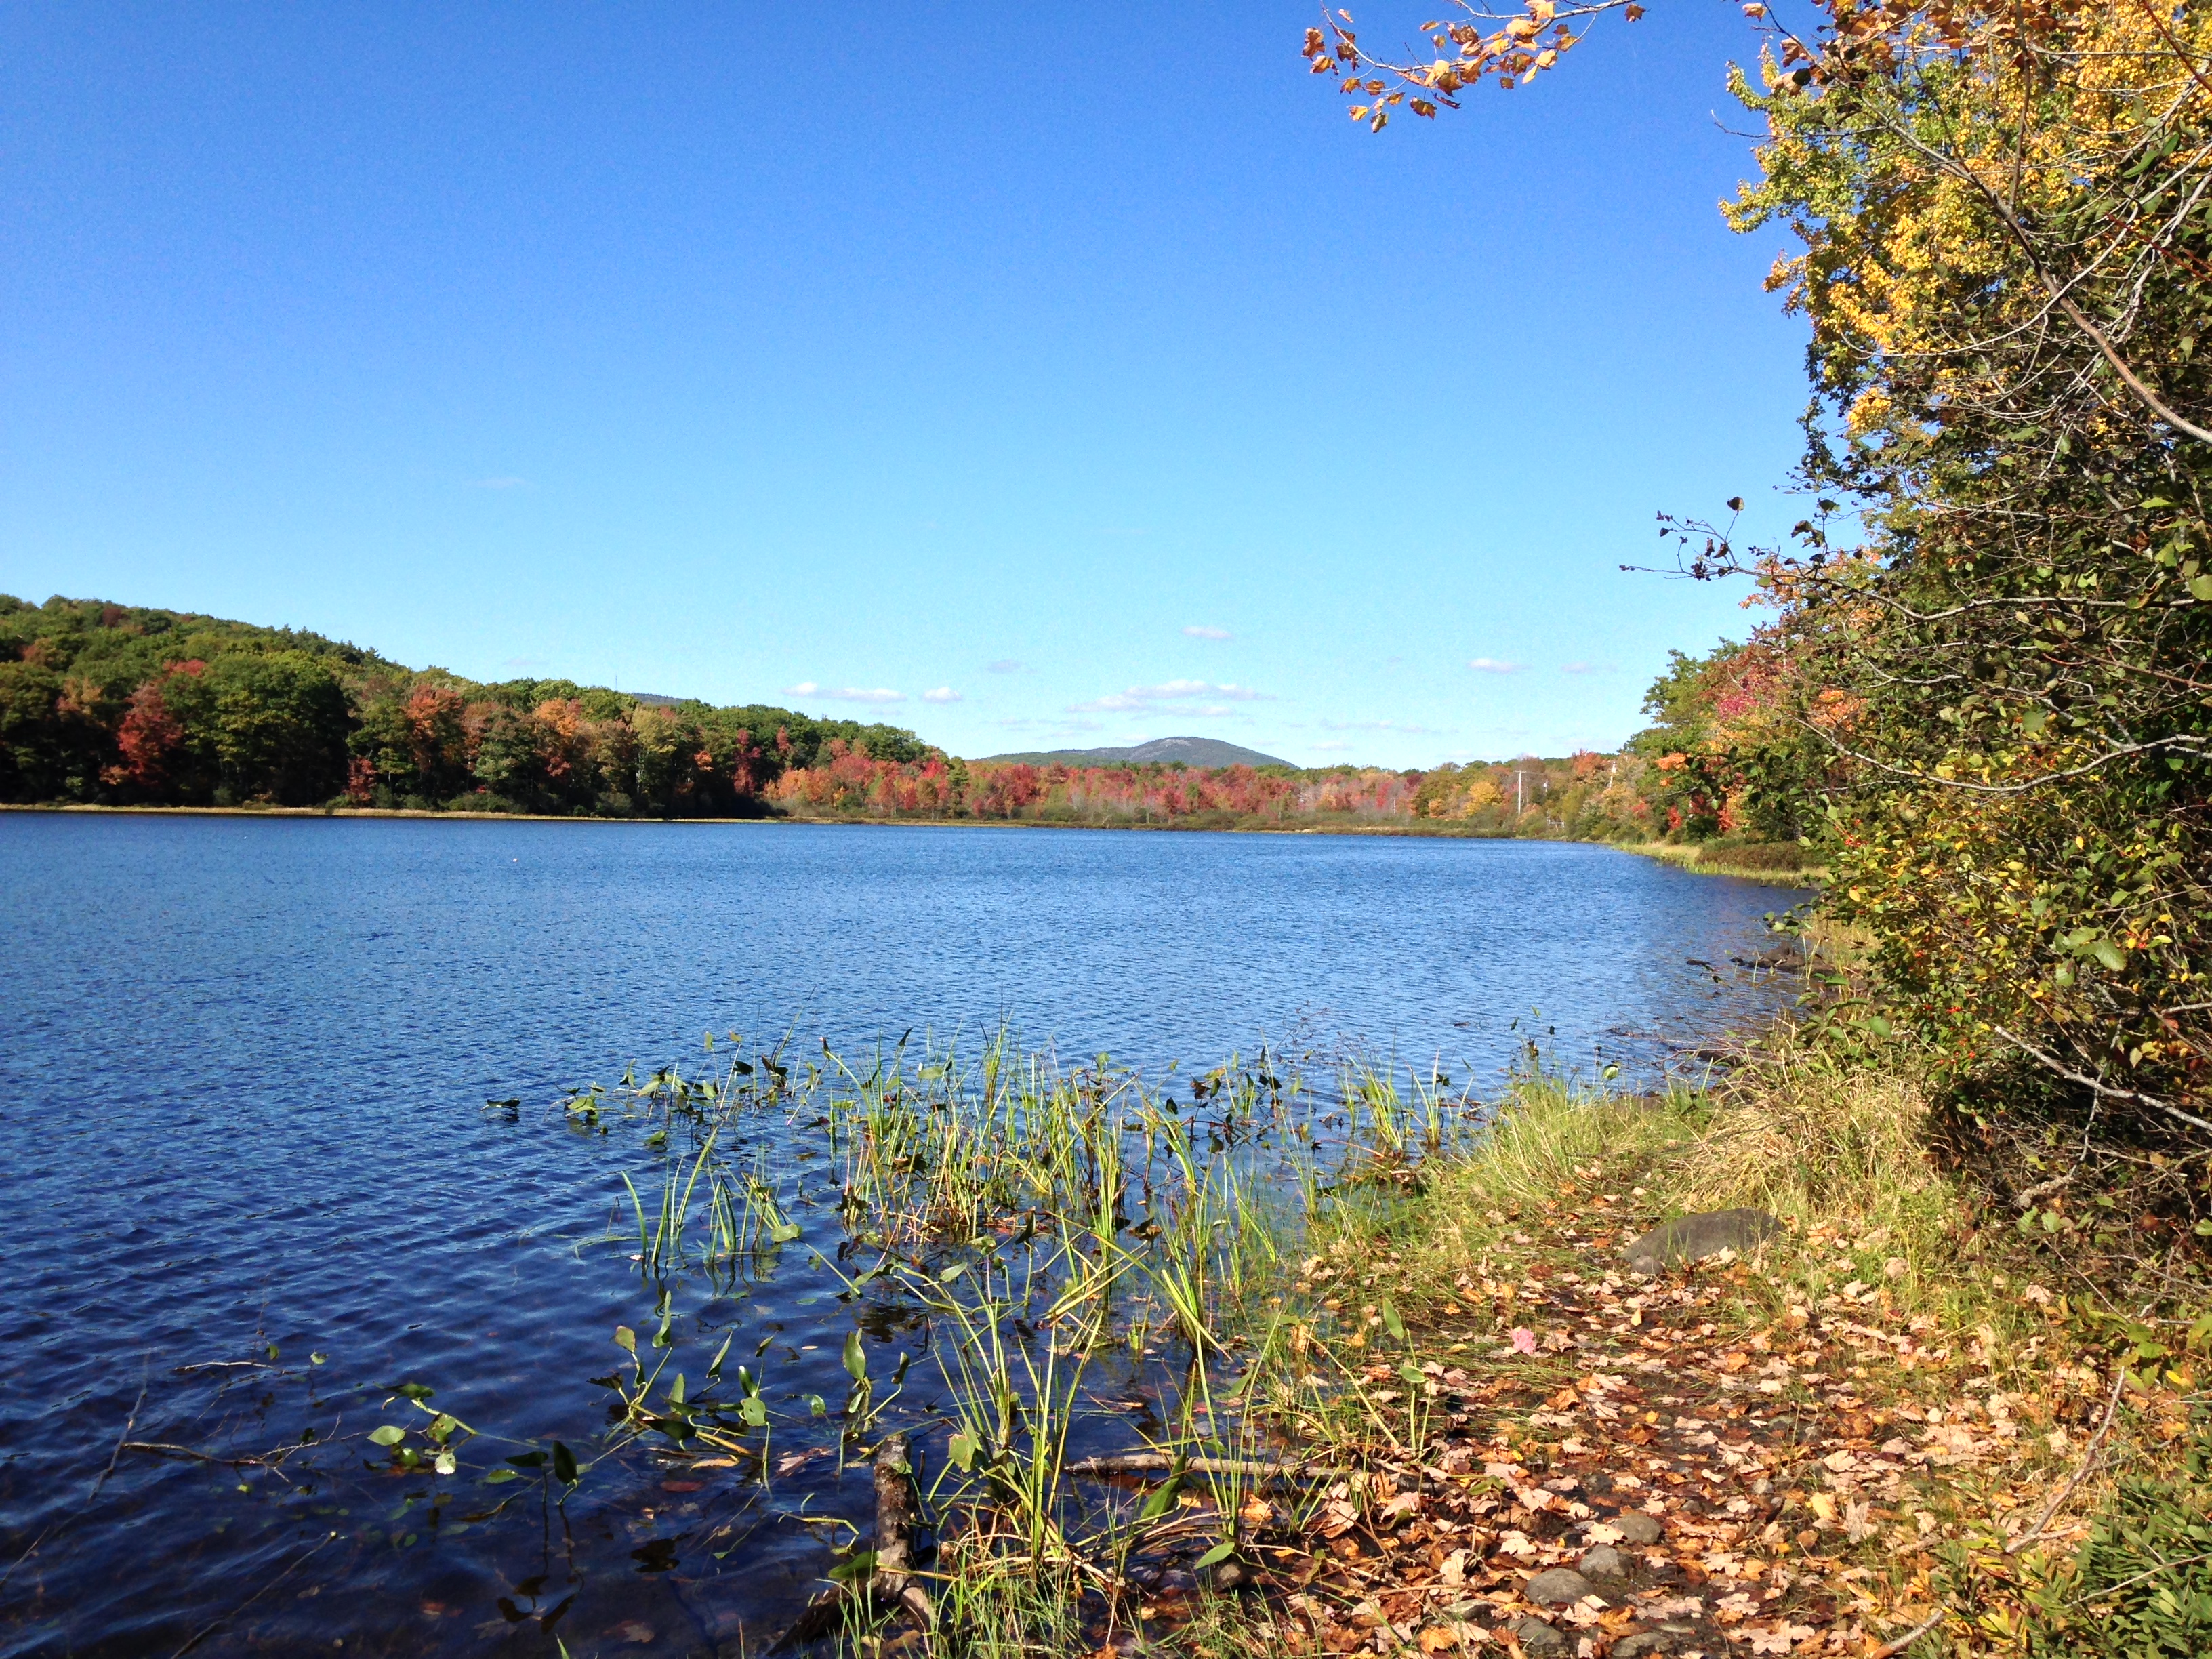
[101, 663, 201, 791]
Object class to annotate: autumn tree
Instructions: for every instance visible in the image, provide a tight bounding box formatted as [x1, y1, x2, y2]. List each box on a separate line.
[1313, 5, 2212, 1166]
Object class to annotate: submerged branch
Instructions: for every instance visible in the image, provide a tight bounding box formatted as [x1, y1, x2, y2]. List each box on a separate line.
[1063, 1451, 1351, 1482]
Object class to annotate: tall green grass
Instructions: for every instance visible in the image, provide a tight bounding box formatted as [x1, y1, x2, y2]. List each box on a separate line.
[567, 1027, 1503, 1647]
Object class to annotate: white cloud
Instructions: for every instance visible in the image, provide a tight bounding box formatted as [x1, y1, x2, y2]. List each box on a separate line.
[995, 716, 1104, 733]
[787, 682, 906, 704]
[987, 659, 1026, 674]
[1310, 739, 1353, 752]
[922, 686, 961, 703]
[1319, 718, 1451, 735]
[1183, 625, 1231, 640]
[1559, 661, 1616, 675]
[1069, 679, 1265, 713]
[1467, 657, 1523, 674]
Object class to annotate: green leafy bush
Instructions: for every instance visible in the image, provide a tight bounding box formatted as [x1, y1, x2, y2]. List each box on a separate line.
[2025, 1416, 2212, 1657]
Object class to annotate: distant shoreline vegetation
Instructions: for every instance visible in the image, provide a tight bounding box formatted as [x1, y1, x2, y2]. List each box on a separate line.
[0, 594, 1793, 851]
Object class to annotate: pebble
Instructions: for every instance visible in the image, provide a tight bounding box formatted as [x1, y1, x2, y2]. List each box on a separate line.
[1522, 1566, 1595, 1606]
[1578, 1544, 1633, 1581]
[1513, 1617, 1570, 1656]
[1622, 1207, 1781, 1275]
[1613, 1511, 1664, 1545]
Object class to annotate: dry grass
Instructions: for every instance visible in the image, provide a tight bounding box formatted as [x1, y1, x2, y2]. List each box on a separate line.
[1620, 841, 1828, 886]
[1374, 1036, 2056, 1381]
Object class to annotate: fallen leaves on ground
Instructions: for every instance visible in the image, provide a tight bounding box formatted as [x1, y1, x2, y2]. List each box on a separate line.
[1189, 1172, 2133, 1658]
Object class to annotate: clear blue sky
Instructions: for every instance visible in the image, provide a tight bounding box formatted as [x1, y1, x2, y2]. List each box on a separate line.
[1, 5, 1805, 767]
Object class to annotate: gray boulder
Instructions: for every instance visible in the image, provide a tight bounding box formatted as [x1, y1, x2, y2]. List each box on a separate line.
[1523, 1567, 1596, 1606]
[1612, 1511, 1664, 1545]
[1578, 1544, 1633, 1581]
[1614, 1630, 1699, 1658]
[1623, 1208, 1782, 1275]
[1513, 1618, 1571, 1656]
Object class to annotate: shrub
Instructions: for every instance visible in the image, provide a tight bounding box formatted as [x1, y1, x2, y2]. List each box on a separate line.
[2023, 1414, 2212, 1657]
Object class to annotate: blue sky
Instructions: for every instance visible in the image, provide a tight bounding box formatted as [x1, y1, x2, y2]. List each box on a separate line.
[1, 5, 1806, 767]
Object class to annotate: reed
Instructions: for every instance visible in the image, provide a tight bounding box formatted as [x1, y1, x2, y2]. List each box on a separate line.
[542, 1028, 1509, 1652]
[1621, 839, 1827, 885]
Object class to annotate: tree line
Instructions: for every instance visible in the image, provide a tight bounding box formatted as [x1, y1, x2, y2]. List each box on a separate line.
[4, 592, 1765, 836]
[0, 596, 930, 817]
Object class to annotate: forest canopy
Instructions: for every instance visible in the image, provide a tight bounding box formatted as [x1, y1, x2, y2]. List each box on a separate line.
[0, 594, 932, 817]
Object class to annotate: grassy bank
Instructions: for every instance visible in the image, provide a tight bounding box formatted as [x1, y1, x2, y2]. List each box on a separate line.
[773, 1038, 2205, 1658]
[1621, 841, 1828, 886]
[1166, 1044, 2207, 1659]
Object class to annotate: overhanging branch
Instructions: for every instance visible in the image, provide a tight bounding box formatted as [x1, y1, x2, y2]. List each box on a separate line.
[1990, 1025, 2212, 1136]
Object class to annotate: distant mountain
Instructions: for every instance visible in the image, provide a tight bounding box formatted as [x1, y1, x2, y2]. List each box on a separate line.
[978, 735, 1292, 769]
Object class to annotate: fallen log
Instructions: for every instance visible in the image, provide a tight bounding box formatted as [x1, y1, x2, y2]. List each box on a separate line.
[870, 1432, 935, 1628]
[771, 1433, 934, 1652]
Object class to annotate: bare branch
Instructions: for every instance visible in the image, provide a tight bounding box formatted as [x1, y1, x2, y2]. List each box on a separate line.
[1990, 1026, 2212, 1135]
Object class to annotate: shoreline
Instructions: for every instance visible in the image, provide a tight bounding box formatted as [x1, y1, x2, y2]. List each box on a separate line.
[1618, 839, 1826, 886]
[0, 804, 1821, 877]
[0, 801, 1622, 843]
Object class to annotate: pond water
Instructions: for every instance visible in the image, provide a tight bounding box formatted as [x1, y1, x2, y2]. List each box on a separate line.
[0, 815, 1805, 1658]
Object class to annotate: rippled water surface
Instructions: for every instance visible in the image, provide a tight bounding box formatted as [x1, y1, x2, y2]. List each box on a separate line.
[0, 815, 1804, 1656]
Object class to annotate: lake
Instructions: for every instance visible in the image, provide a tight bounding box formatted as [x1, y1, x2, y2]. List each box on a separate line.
[0, 815, 1804, 1657]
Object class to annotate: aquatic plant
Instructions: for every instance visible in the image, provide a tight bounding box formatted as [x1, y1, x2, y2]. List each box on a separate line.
[534, 1028, 1500, 1650]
